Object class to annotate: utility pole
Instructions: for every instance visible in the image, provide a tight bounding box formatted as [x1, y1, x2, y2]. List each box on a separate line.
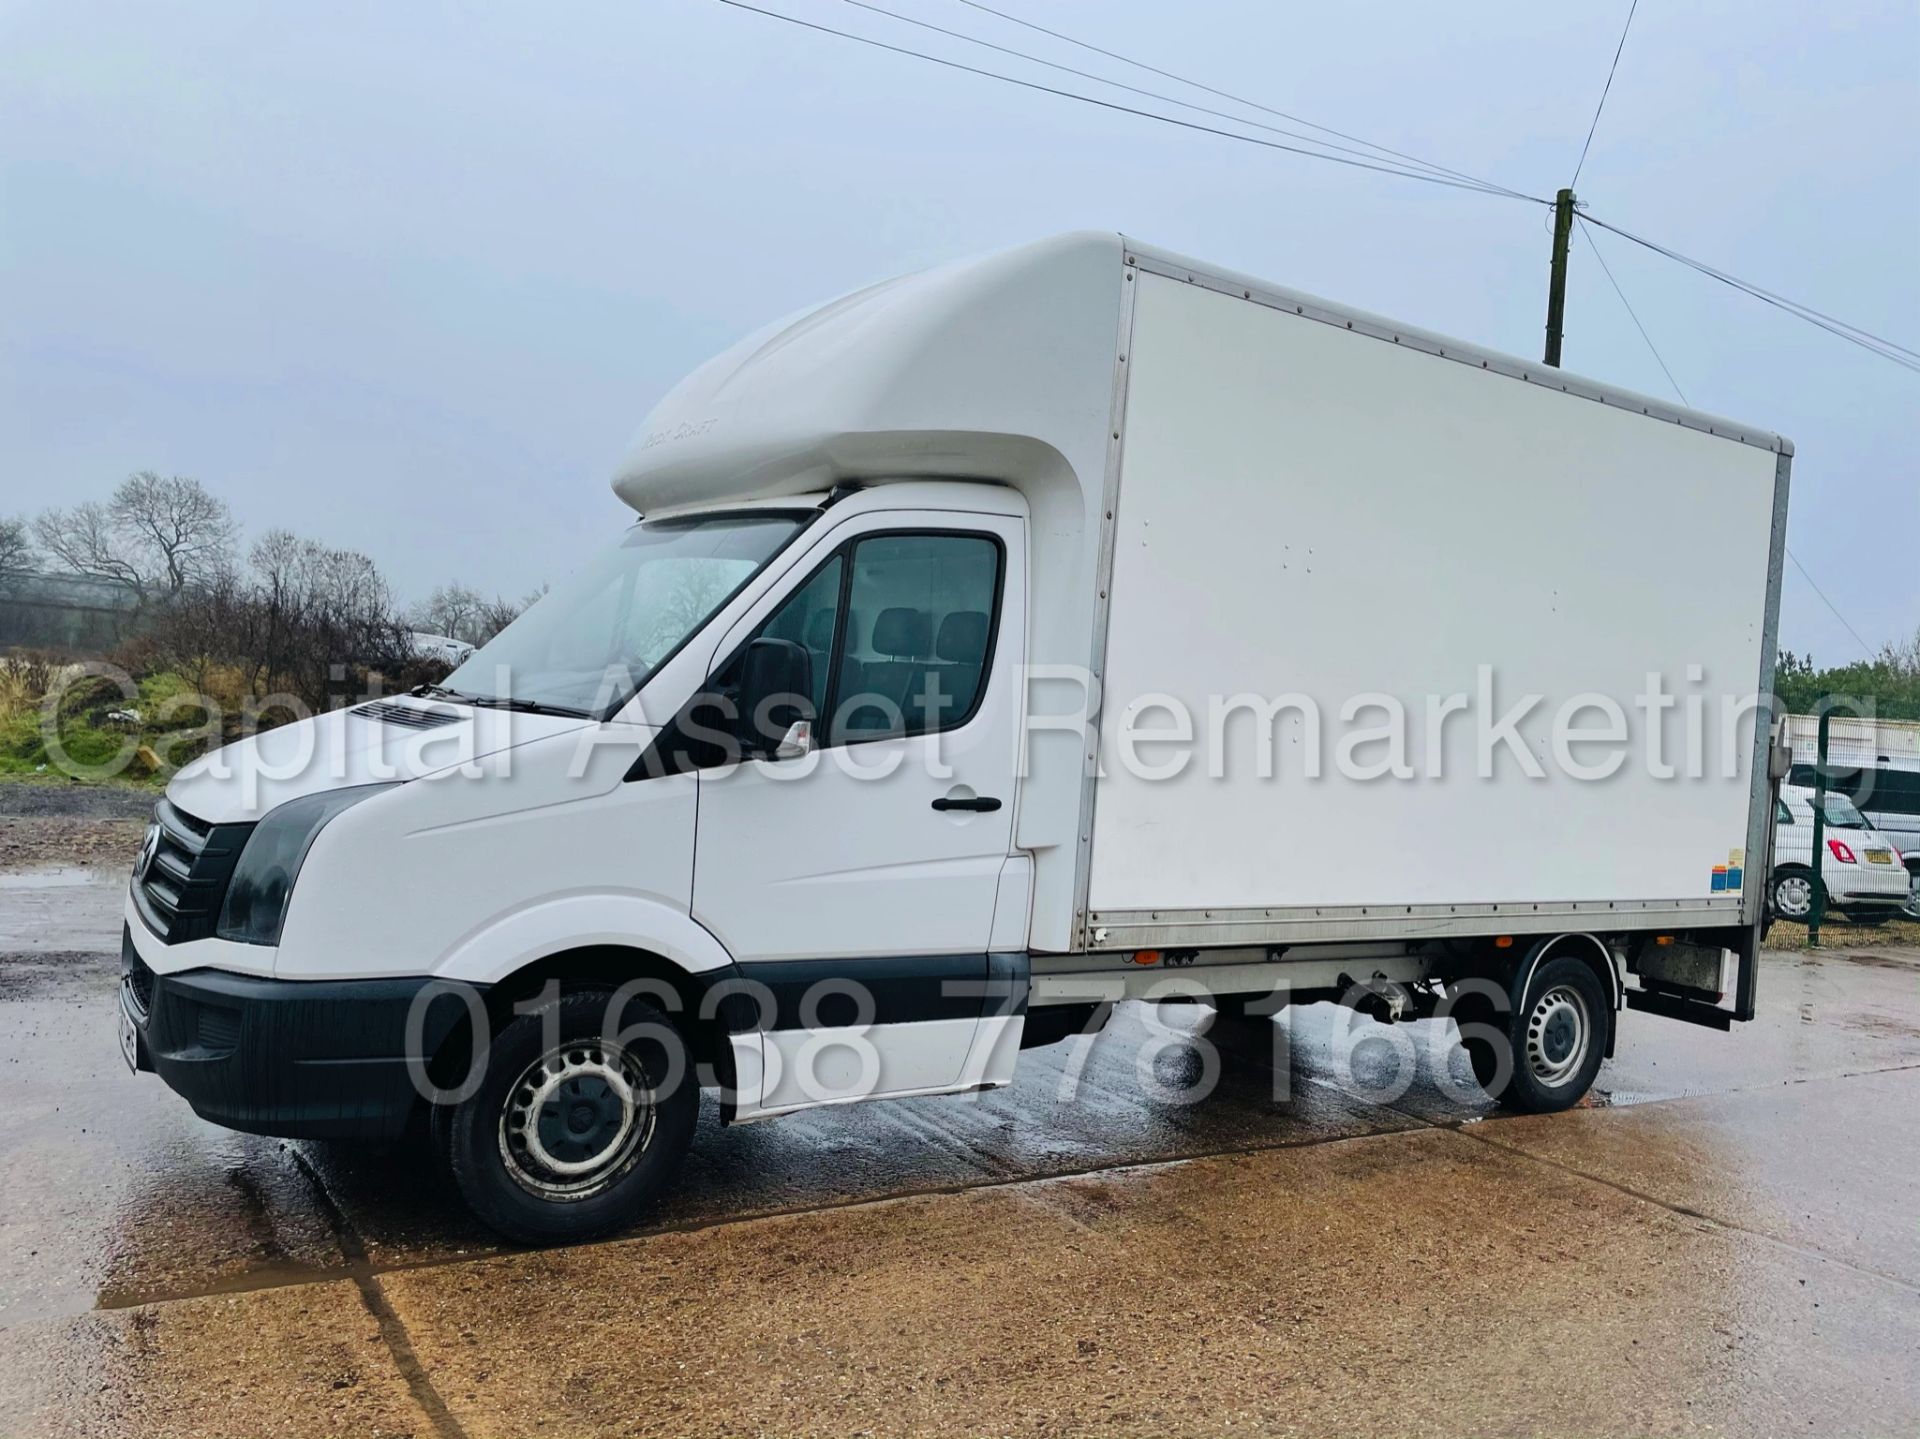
[1808, 700, 1832, 948]
[1543, 187, 1576, 367]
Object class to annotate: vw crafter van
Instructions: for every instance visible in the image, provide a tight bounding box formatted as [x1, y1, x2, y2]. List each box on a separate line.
[119, 234, 1791, 1241]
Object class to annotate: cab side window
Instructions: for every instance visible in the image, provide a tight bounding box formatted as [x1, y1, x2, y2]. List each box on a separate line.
[689, 529, 1001, 767]
[830, 534, 1001, 744]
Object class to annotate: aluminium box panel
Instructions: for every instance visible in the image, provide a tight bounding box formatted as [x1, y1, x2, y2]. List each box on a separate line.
[1082, 268, 1780, 933]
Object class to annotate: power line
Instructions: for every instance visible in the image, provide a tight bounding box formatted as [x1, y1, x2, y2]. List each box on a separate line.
[719, 0, 1913, 379]
[1579, 220, 1880, 660]
[1571, 0, 1639, 187]
[893, 0, 1917, 377]
[1788, 550, 1878, 661]
[715, 1, 1550, 200]
[947, 0, 1534, 202]
[1577, 218, 1687, 404]
[836, 0, 1516, 197]
[1582, 212, 1920, 373]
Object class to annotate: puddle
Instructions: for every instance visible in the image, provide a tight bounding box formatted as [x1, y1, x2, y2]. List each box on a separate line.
[0, 868, 105, 891]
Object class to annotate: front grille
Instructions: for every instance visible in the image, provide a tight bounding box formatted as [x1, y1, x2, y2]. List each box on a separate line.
[133, 800, 253, 944]
[355, 700, 461, 731]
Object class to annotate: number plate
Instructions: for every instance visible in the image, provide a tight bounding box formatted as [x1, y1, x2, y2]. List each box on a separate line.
[118, 996, 139, 1073]
[1866, 849, 1894, 865]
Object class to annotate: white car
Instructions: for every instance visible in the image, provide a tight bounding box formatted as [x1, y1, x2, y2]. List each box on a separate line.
[1787, 756, 1920, 918]
[408, 631, 475, 667]
[1770, 784, 1912, 923]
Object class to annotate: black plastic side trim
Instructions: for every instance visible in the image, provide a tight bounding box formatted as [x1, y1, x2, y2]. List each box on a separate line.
[1625, 987, 1734, 1031]
[714, 952, 1030, 1031]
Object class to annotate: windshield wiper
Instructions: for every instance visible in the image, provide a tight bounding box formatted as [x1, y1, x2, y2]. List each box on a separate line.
[460, 695, 592, 718]
[409, 682, 589, 718]
[410, 682, 472, 702]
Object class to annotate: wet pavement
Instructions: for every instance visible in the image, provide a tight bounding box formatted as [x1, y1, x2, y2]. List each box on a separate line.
[1, 855, 1917, 1436]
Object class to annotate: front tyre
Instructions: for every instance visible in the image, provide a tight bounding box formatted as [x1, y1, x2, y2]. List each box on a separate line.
[1466, 956, 1607, 1114]
[443, 990, 696, 1245]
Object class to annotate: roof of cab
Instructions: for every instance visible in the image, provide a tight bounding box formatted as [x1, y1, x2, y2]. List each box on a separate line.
[612, 230, 1127, 517]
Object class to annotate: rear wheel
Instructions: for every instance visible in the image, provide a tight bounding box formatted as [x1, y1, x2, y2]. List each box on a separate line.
[1461, 956, 1607, 1113]
[442, 989, 696, 1245]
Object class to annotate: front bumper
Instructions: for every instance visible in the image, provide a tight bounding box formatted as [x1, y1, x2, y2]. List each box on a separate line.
[119, 926, 482, 1142]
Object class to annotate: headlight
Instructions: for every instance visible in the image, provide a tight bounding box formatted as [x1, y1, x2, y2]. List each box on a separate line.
[217, 785, 394, 946]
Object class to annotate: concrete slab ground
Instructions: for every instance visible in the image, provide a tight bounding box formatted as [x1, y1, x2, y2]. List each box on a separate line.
[1, 801, 1915, 1437]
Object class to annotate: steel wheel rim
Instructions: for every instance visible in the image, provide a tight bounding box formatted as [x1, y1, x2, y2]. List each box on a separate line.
[498, 1040, 656, 1200]
[1775, 874, 1813, 920]
[1525, 983, 1590, 1087]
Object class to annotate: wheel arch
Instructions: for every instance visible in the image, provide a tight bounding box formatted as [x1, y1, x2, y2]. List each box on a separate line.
[424, 940, 745, 1093]
[1515, 932, 1621, 1058]
[432, 892, 739, 986]
[426, 895, 746, 1083]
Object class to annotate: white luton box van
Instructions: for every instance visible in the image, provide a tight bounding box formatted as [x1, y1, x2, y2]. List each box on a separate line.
[119, 233, 1792, 1242]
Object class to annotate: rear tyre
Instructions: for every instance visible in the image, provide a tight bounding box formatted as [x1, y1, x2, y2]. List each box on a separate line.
[1462, 956, 1607, 1114]
[1450, 991, 1506, 1095]
[443, 989, 696, 1245]
[1212, 992, 1287, 1025]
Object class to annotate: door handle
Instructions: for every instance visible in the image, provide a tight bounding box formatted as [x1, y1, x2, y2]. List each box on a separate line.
[932, 795, 1002, 813]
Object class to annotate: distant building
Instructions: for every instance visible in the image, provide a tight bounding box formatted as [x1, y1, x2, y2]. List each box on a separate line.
[0, 571, 142, 654]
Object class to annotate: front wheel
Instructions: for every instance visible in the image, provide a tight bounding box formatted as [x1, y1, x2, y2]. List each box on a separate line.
[1460, 956, 1607, 1114]
[441, 989, 696, 1245]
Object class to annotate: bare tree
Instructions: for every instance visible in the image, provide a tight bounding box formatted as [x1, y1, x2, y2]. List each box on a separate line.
[114, 472, 237, 595]
[0, 516, 33, 592]
[475, 584, 550, 643]
[409, 583, 486, 644]
[154, 528, 414, 710]
[33, 501, 143, 594]
[35, 472, 236, 604]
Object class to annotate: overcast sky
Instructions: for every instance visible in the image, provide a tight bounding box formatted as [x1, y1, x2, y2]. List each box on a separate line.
[2, 1, 1914, 659]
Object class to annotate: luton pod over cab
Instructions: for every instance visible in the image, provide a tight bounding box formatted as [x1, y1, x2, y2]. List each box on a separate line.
[119, 233, 1791, 1242]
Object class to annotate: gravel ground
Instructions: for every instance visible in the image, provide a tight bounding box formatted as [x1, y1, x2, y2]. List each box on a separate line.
[0, 783, 151, 872]
[1764, 915, 1920, 948]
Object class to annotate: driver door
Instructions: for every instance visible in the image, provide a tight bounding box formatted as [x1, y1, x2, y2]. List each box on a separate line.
[690, 508, 1026, 1118]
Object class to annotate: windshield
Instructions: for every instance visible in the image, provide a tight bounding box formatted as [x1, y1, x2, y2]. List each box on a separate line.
[444, 512, 806, 714]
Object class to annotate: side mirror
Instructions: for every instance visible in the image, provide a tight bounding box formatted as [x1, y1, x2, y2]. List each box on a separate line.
[737, 638, 814, 757]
